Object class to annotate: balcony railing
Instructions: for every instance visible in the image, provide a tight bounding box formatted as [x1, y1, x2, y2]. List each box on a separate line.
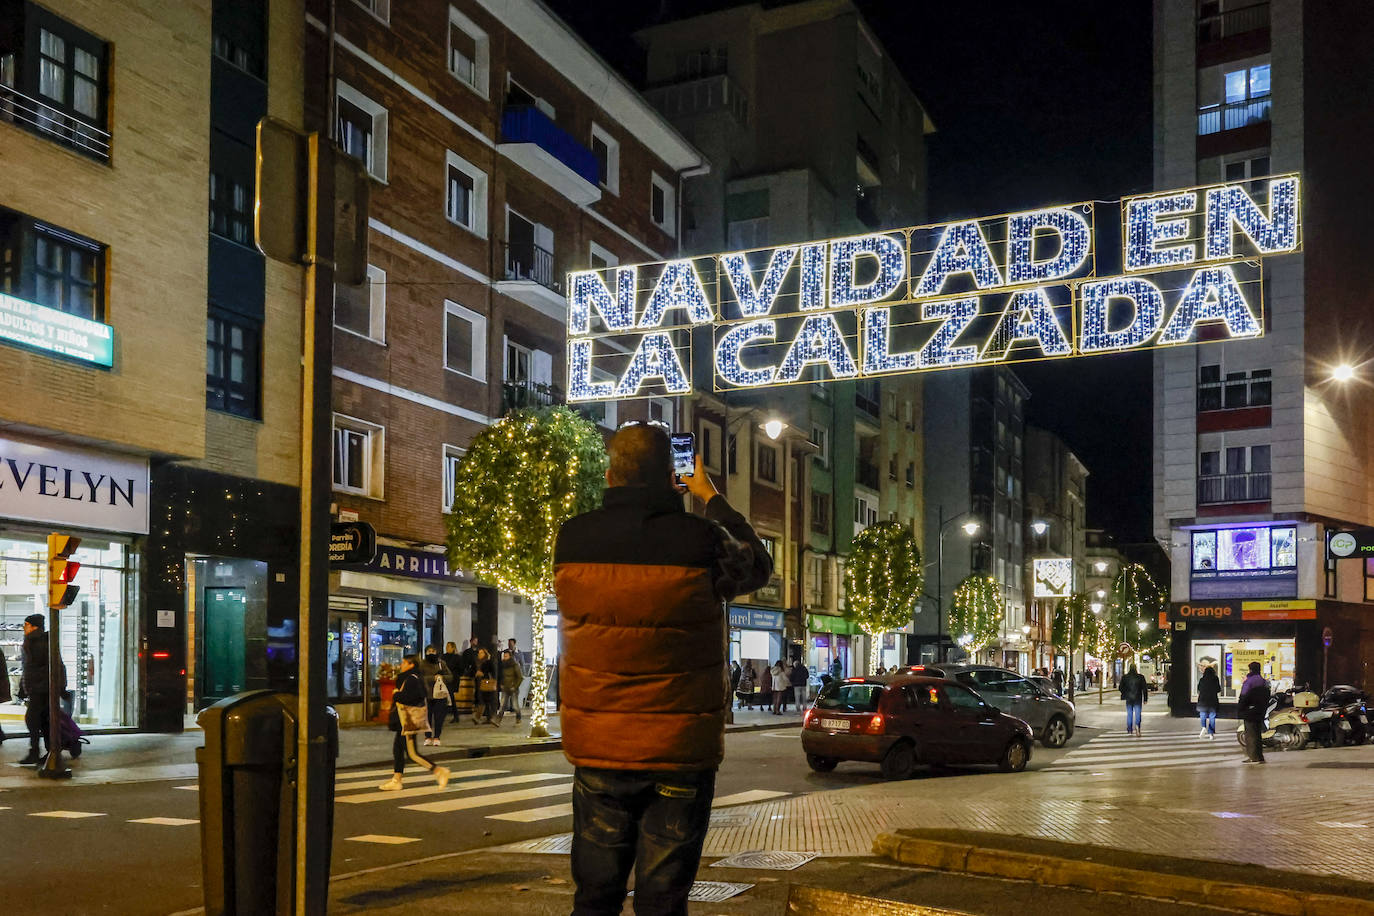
[1198, 472, 1271, 505]
[1197, 2, 1268, 43]
[503, 242, 559, 293]
[500, 105, 599, 187]
[501, 379, 563, 414]
[643, 73, 749, 126]
[0, 81, 110, 161]
[1197, 97, 1271, 136]
[856, 460, 880, 491]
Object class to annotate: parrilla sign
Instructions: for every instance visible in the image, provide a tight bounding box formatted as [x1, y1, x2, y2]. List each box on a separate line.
[566, 176, 1301, 400]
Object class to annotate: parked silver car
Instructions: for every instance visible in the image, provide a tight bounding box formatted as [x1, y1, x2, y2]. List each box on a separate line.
[926, 664, 1076, 748]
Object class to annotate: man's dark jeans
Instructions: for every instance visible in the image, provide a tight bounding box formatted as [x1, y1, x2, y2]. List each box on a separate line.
[1243, 717, 1266, 762]
[571, 766, 716, 916]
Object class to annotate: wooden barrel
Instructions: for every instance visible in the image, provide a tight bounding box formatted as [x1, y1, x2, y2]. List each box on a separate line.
[454, 675, 475, 715]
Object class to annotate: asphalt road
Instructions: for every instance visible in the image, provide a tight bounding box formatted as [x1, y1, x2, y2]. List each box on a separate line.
[1, 719, 1115, 916]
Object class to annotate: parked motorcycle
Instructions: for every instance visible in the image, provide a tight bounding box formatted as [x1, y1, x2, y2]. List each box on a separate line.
[1318, 685, 1371, 746]
[1235, 688, 1311, 751]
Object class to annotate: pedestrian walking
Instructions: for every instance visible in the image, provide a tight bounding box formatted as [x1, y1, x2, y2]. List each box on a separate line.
[1052, 667, 1065, 695]
[379, 655, 450, 791]
[473, 648, 498, 725]
[0, 643, 10, 744]
[497, 648, 523, 724]
[790, 659, 809, 708]
[770, 659, 789, 714]
[417, 645, 453, 746]
[757, 660, 773, 711]
[1120, 663, 1147, 736]
[729, 660, 741, 697]
[442, 641, 465, 723]
[554, 425, 771, 916]
[830, 656, 842, 680]
[1196, 664, 1221, 739]
[1238, 661, 1270, 763]
[736, 663, 755, 710]
[16, 614, 64, 766]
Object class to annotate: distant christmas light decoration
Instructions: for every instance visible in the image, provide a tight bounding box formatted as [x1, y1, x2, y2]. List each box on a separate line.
[843, 521, 924, 673]
[950, 574, 1003, 656]
[565, 175, 1302, 401]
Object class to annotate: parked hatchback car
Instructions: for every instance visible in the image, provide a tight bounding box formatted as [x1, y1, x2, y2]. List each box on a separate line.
[928, 664, 1076, 748]
[801, 673, 1034, 779]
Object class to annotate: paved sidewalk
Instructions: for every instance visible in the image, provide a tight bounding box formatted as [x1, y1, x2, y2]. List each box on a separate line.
[0, 706, 802, 787]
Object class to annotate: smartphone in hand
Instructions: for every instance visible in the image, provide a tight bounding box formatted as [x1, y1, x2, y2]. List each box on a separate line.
[670, 432, 696, 482]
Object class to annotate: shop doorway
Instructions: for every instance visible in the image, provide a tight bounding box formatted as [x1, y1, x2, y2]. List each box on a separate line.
[204, 588, 247, 699]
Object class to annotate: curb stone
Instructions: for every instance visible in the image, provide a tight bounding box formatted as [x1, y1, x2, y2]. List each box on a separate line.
[871, 831, 1374, 916]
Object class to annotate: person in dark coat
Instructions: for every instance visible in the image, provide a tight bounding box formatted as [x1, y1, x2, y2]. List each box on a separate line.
[459, 636, 480, 677]
[1119, 663, 1148, 737]
[0, 643, 10, 743]
[17, 614, 65, 765]
[472, 648, 497, 725]
[789, 660, 809, 708]
[1196, 665, 1222, 739]
[1238, 662, 1271, 763]
[379, 655, 450, 791]
[1051, 668, 1065, 695]
[416, 646, 454, 746]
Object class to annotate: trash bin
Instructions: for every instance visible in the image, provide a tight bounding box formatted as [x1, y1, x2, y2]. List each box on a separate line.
[196, 691, 339, 915]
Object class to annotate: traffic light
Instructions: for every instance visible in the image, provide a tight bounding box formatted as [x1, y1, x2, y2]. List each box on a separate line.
[47, 534, 81, 610]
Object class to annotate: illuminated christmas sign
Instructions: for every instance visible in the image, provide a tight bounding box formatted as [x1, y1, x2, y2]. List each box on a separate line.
[566, 175, 1300, 401]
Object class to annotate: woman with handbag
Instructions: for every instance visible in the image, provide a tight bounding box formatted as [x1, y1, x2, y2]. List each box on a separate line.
[473, 647, 498, 726]
[379, 655, 451, 791]
[417, 646, 454, 746]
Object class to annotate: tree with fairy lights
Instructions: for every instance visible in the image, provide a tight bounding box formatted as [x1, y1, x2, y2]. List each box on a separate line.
[1052, 592, 1091, 689]
[842, 521, 924, 673]
[950, 574, 1003, 658]
[1109, 563, 1167, 651]
[445, 407, 608, 738]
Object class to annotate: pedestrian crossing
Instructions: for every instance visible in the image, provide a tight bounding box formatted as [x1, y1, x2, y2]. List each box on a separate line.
[1047, 729, 1243, 772]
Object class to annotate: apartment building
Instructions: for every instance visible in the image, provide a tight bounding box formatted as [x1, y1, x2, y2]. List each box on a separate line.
[921, 367, 1029, 666]
[1023, 425, 1088, 674]
[0, 0, 307, 733]
[306, 0, 702, 721]
[638, 0, 932, 677]
[1153, 0, 1374, 713]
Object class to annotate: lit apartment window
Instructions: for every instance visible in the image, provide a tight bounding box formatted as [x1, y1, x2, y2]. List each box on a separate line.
[206, 309, 260, 418]
[1198, 62, 1271, 135]
[448, 8, 489, 96]
[0, 208, 104, 321]
[445, 151, 487, 236]
[442, 444, 465, 513]
[336, 82, 388, 181]
[334, 264, 386, 342]
[0, 7, 109, 159]
[333, 414, 384, 497]
[590, 123, 619, 194]
[650, 172, 676, 235]
[444, 300, 486, 379]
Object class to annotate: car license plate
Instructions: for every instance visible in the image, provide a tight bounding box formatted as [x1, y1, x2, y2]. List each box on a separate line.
[821, 718, 849, 731]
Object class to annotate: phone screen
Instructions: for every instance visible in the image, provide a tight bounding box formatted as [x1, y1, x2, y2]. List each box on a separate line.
[670, 432, 696, 478]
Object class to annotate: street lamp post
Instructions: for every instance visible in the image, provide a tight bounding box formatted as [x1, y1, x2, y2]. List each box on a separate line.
[935, 505, 980, 664]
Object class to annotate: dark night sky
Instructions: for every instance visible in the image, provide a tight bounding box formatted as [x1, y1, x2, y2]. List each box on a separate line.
[545, 0, 1156, 540]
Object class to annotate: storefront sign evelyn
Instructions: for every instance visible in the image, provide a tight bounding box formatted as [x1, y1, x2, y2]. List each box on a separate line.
[0, 433, 148, 534]
[567, 175, 1301, 400]
[0, 291, 115, 368]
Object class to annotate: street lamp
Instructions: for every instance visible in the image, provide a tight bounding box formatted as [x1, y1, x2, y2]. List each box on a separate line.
[1094, 560, 1108, 573]
[1030, 520, 1048, 536]
[1331, 364, 1356, 383]
[762, 419, 785, 440]
[934, 507, 981, 664]
[1090, 602, 1103, 615]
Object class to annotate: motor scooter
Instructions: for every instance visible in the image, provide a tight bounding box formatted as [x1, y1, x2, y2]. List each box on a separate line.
[1319, 685, 1370, 745]
[1235, 688, 1311, 750]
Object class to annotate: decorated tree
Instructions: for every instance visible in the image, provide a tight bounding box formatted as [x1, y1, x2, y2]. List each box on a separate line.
[949, 574, 1003, 657]
[445, 407, 608, 737]
[1109, 563, 1168, 655]
[843, 521, 924, 672]
[1052, 592, 1091, 686]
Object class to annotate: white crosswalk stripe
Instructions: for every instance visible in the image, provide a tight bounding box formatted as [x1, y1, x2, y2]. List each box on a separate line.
[1048, 730, 1243, 771]
[479, 786, 791, 824]
[337, 771, 560, 804]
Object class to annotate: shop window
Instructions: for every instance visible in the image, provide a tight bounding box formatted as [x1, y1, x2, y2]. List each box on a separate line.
[334, 263, 386, 342]
[206, 309, 261, 419]
[1366, 558, 1374, 602]
[1190, 638, 1294, 700]
[326, 611, 364, 701]
[0, 208, 105, 322]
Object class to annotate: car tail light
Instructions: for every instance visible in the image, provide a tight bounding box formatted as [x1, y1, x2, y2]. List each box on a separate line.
[803, 709, 816, 728]
[867, 714, 885, 734]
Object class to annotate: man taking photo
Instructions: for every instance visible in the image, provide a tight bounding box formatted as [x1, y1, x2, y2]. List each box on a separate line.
[555, 423, 772, 916]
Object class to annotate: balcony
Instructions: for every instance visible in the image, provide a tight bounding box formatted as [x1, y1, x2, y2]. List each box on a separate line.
[855, 380, 881, 420]
[495, 241, 567, 318]
[1197, 97, 1271, 136]
[856, 460, 880, 491]
[501, 378, 563, 415]
[1198, 472, 1271, 506]
[0, 81, 110, 162]
[1197, 3, 1268, 43]
[643, 73, 749, 126]
[498, 105, 601, 205]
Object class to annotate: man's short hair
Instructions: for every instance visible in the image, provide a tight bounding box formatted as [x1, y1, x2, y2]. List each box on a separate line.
[607, 424, 672, 487]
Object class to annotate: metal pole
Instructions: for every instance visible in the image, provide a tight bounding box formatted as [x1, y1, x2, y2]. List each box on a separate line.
[936, 505, 944, 664]
[40, 605, 69, 778]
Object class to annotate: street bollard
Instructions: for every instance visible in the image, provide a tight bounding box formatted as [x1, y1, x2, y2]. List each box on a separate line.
[196, 691, 339, 915]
